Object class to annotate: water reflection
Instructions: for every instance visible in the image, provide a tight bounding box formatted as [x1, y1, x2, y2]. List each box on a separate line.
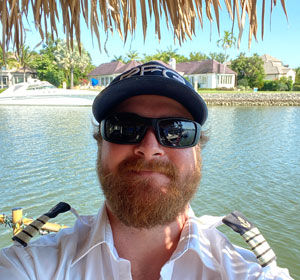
[0, 105, 299, 278]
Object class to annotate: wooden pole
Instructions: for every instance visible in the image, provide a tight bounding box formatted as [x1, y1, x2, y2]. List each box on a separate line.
[12, 208, 23, 236]
[22, 218, 68, 232]
[1, 209, 69, 239]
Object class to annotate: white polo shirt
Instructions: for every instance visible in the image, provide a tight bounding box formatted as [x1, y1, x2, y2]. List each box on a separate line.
[0, 204, 292, 279]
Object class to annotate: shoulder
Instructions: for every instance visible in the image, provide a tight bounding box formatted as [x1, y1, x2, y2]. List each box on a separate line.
[187, 212, 293, 279]
[0, 213, 97, 279]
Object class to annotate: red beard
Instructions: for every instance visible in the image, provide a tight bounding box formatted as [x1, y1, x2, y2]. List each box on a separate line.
[97, 156, 201, 229]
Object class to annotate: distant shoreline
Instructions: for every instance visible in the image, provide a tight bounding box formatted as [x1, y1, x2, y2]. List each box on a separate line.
[199, 92, 300, 106]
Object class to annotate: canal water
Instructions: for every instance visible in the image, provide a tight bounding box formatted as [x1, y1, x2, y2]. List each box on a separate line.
[0, 105, 299, 278]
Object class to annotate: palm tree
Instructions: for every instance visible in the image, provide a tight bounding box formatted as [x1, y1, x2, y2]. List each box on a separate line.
[209, 52, 228, 64]
[16, 45, 34, 82]
[126, 50, 140, 62]
[0, 47, 4, 89]
[112, 55, 125, 63]
[165, 46, 178, 59]
[217, 31, 236, 58]
[189, 52, 208, 62]
[54, 41, 91, 88]
[217, 31, 236, 73]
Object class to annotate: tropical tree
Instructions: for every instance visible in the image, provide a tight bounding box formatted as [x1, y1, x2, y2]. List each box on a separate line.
[125, 50, 140, 62]
[54, 41, 92, 88]
[209, 52, 228, 64]
[230, 53, 265, 88]
[28, 36, 65, 87]
[5, 52, 20, 69]
[112, 55, 125, 63]
[217, 31, 236, 51]
[143, 47, 188, 64]
[143, 52, 162, 63]
[0, 48, 22, 87]
[0, 46, 4, 89]
[16, 45, 34, 82]
[164, 46, 178, 60]
[295, 67, 300, 84]
[217, 30, 236, 65]
[30, 52, 65, 88]
[188, 52, 208, 62]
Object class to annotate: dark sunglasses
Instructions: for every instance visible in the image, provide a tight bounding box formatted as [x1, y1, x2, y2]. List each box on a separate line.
[100, 113, 201, 148]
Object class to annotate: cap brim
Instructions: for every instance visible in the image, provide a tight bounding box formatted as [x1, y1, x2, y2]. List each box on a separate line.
[92, 76, 208, 126]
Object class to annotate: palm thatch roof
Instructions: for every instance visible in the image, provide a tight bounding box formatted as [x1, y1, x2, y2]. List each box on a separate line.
[1, 0, 287, 56]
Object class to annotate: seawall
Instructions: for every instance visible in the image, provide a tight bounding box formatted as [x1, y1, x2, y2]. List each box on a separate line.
[200, 92, 300, 106]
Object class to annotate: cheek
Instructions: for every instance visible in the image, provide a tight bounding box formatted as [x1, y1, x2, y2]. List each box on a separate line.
[171, 147, 200, 175]
[100, 141, 132, 172]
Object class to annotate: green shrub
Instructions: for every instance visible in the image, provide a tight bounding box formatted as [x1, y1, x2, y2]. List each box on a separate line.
[261, 80, 278, 91]
[279, 77, 293, 91]
[293, 84, 300, 91]
[217, 87, 235, 91]
[261, 77, 294, 91]
[277, 82, 288, 91]
[237, 78, 249, 87]
[0, 88, 7, 94]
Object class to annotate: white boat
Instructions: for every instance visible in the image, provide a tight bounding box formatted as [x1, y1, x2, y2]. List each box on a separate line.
[0, 80, 99, 106]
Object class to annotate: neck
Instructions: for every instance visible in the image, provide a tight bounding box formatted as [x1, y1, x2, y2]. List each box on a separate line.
[106, 203, 189, 280]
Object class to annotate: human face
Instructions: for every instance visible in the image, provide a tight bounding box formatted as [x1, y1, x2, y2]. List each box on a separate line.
[97, 95, 202, 228]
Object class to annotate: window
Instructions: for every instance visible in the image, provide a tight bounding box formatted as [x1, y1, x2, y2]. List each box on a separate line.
[218, 75, 232, 85]
[189, 76, 194, 84]
[0, 76, 8, 88]
[13, 75, 25, 84]
[200, 76, 207, 83]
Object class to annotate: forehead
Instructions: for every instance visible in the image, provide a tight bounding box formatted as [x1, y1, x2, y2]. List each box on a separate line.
[114, 95, 194, 119]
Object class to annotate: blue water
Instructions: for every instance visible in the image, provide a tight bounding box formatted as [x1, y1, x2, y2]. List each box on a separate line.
[0, 105, 299, 278]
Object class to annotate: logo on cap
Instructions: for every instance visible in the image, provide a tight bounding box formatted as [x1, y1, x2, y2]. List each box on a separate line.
[119, 63, 186, 85]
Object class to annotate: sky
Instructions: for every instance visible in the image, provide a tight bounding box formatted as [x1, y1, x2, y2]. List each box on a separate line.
[12, 1, 300, 69]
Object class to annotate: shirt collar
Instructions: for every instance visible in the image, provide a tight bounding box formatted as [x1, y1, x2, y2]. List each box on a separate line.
[168, 207, 224, 270]
[71, 204, 224, 268]
[72, 203, 115, 265]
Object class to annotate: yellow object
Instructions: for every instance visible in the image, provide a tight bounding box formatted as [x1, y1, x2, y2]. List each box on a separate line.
[0, 209, 68, 237]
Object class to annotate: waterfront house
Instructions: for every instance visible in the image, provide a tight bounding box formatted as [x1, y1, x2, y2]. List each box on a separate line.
[175, 60, 236, 89]
[87, 60, 142, 87]
[261, 54, 296, 83]
[0, 67, 37, 89]
[88, 59, 236, 89]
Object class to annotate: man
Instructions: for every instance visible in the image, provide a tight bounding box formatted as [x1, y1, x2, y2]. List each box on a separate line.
[0, 61, 292, 279]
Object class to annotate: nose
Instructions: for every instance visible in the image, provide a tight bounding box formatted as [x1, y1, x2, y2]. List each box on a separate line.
[133, 128, 165, 159]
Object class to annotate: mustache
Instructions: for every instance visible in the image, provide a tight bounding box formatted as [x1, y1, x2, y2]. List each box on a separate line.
[117, 157, 177, 178]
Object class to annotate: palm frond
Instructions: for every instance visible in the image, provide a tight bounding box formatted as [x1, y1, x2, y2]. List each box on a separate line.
[0, 0, 288, 57]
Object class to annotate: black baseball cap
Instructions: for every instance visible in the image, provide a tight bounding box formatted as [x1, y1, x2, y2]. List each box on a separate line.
[92, 61, 208, 125]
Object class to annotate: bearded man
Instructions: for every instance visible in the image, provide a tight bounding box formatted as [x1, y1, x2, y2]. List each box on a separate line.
[0, 62, 292, 279]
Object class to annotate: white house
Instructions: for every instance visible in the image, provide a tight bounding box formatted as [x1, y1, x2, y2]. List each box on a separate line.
[175, 60, 236, 89]
[88, 59, 236, 90]
[87, 60, 142, 87]
[261, 54, 296, 83]
[0, 67, 37, 89]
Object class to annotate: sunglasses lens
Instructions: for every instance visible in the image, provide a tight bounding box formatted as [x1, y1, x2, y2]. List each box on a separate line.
[104, 114, 145, 144]
[158, 119, 198, 147]
[102, 113, 200, 148]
